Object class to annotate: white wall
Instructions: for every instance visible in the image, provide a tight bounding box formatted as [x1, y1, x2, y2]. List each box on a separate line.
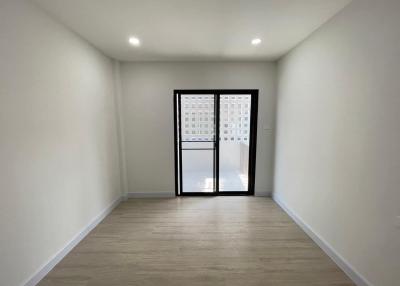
[0, 1, 121, 286]
[120, 62, 276, 195]
[275, 1, 400, 285]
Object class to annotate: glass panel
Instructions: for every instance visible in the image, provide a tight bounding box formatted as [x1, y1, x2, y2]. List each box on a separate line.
[182, 150, 214, 193]
[219, 94, 251, 192]
[182, 142, 214, 149]
[180, 94, 215, 142]
[180, 94, 215, 193]
[176, 95, 181, 195]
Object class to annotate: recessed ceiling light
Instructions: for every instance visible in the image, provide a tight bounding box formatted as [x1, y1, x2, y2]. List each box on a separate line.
[128, 36, 140, 46]
[251, 38, 262, 45]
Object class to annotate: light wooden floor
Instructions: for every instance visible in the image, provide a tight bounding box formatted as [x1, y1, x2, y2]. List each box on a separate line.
[39, 197, 354, 286]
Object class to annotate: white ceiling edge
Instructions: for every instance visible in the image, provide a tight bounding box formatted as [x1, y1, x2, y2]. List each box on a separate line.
[277, 0, 353, 61]
[32, 0, 352, 62]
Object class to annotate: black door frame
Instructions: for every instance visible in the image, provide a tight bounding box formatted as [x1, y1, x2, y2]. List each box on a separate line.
[174, 89, 258, 196]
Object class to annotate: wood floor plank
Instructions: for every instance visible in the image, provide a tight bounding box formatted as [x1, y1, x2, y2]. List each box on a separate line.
[38, 197, 355, 286]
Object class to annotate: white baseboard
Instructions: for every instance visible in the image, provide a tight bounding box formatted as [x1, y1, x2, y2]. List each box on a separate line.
[23, 196, 123, 286]
[272, 193, 373, 286]
[23, 192, 370, 286]
[127, 192, 175, 198]
[127, 192, 270, 198]
[255, 191, 271, 197]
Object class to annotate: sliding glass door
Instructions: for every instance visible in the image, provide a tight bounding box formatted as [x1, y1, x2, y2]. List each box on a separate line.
[219, 93, 253, 193]
[180, 93, 216, 193]
[174, 90, 258, 196]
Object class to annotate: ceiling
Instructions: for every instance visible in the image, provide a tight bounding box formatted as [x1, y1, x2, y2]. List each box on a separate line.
[33, 0, 351, 62]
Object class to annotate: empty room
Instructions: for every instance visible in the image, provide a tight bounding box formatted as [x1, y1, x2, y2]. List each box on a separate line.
[1, 0, 399, 286]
